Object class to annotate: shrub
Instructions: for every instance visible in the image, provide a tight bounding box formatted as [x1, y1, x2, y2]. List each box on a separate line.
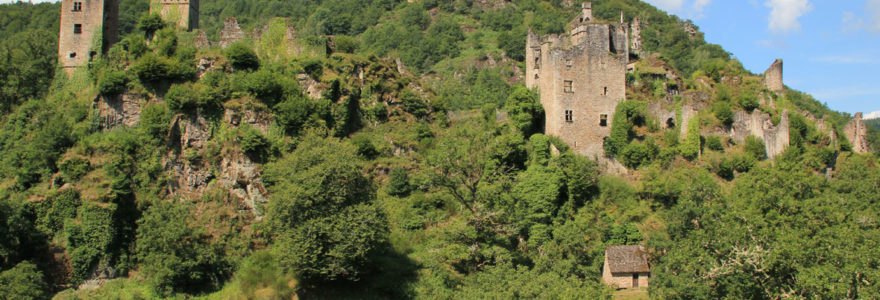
[137, 13, 165, 36]
[132, 53, 171, 84]
[706, 136, 724, 151]
[387, 167, 411, 197]
[97, 71, 128, 96]
[0, 261, 47, 300]
[244, 70, 284, 104]
[713, 101, 733, 127]
[717, 158, 734, 179]
[301, 58, 323, 80]
[401, 89, 429, 118]
[744, 135, 767, 159]
[165, 84, 197, 112]
[226, 43, 260, 70]
[351, 135, 379, 159]
[620, 142, 651, 169]
[506, 85, 543, 137]
[240, 125, 270, 159]
[680, 120, 701, 160]
[732, 154, 756, 172]
[333, 35, 360, 53]
[738, 90, 760, 112]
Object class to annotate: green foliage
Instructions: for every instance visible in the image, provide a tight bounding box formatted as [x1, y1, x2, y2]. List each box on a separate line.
[387, 167, 411, 197]
[225, 43, 260, 71]
[132, 53, 171, 84]
[712, 100, 733, 127]
[136, 201, 229, 295]
[400, 89, 429, 118]
[680, 120, 701, 160]
[506, 85, 543, 136]
[351, 134, 379, 159]
[0, 28, 58, 111]
[64, 202, 115, 284]
[137, 13, 165, 37]
[705, 135, 724, 151]
[738, 90, 760, 112]
[744, 135, 766, 159]
[97, 71, 128, 96]
[243, 69, 284, 104]
[0, 261, 48, 300]
[301, 58, 323, 80]
[332, 35, 360, 53]
[164, 83, 197, 112]
[620, 141, 654, 169]
[605, 101, 646, 158]
[265, 136, 386, 282]
[221, 250, 297, 299]
[239, 125, 270, 159]
[274, 94, 331, 136]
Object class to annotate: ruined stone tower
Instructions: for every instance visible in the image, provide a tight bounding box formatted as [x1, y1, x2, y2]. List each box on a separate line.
[151, 0, 199, 31]
[630, 17, 642, 57]
[845, 112, 870, 153]
[527, 2, 629, 158]
[764, 59, 783, 93]
[58, 0, 118, 72]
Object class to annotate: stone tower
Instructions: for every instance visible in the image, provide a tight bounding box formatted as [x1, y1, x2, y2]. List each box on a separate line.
[845, 112, 870, 153]
[631, 17, 642, 57]
[58, 0, 119, 72]
[151, 0, 199, 31]
[763, 59, 783, 93]
[527, 2, 629, 158]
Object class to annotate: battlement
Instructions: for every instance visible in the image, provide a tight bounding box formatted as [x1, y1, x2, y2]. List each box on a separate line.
[151, 0, 199, 31]
[58, 0, 118, 73]
[526, 3, 631, 158]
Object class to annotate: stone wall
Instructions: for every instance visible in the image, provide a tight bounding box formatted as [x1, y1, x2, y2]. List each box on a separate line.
[58, 0, 118, 72]
[764, 59, 783, 93]
[219, 17, 245, 48]
[526, 11, 629, 158]
[630, 17, 642, 56]
[845, 112, 870, 153]
[731, 110, 790, 158]
[153, 0, 198, 31]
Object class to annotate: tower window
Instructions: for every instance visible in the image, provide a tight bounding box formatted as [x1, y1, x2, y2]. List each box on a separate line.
[73, 24, 82, 34]
[564, 80, 573, 93]
[565, 110, 573, 123]
[603, 87, 608, 96]
[69, 52, 77, 58]
[73, 2, 82, 11]
[600, 114, 608, 127]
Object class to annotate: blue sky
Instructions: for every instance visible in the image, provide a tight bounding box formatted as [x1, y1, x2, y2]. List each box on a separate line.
[644, 0, 880, 116]
[4, 0, 878, 116]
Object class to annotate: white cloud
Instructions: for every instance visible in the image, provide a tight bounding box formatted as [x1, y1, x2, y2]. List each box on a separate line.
[765, 0, 812, 34]
[691, 0, 712, 18]
[644, 0, 686, 12]
[865, 110, 880, 120]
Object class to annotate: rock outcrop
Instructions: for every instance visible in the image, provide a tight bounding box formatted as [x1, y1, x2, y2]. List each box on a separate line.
[731, 110, 790, 158]
[93, 92, 144, 130]
[845, 112, 870, 153]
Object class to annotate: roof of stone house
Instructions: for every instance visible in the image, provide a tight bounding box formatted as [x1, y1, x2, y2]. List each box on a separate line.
[605, 245, 649, 274]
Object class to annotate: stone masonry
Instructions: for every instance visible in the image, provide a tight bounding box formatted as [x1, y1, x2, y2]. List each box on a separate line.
[630, 17, 642, 57]
[764, 59, 783, 93]
[845, 112, 870, 153]
[731, 110, 790, 158]
[58, 0, 118, 72]
[527, 2, 629, 158]
[151, 0, 199, 31]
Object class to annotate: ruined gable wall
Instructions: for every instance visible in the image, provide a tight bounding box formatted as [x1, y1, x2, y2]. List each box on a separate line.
[764, 59, 783, 92]
[845, 112, 870, 153]
[154, 0, 198, 31]
[59, 0, 117, 70]
[630, 17, 642, 55]
[731, 110, 790, 158]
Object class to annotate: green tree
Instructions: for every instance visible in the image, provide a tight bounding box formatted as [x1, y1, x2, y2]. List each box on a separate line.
[0, 261, 48, 300]
[225, 42, 260, 71]
[506, 85, 543, 137]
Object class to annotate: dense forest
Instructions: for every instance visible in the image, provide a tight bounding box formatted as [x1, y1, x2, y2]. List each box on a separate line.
[0, 0, 878, 299]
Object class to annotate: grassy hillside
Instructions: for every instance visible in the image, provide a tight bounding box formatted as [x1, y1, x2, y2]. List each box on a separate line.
[0, 0, 878, 299]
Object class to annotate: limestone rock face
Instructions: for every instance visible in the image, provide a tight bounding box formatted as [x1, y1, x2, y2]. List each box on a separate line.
[94, 92, 143, 130]
[845, 112, 870, 153]
[731, 110, 790, 158]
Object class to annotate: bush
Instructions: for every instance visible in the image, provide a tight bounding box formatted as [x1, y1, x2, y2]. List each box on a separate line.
[717, 158, 734, 179]
[226, 43, 260, 71]
[352, 135, 379, 159]
[97, 71, 128, 96]
[680, 120, 701, 160]
[738, 90, 760, 112]
[137, 13, 165, 36]
[333, 35, 360, 53]
[731, 154, 756, 172]
[165, 84, 198, 112]
[0, 261, 48, 300]
[506, 86, 543, 137]
[744, 135, 766, 159]
[240, 125, 270, 159]
[387, 167, 411, 197]
[244, 70, 283, 104]
[706, 136, 724, 151]
[301, 58, 323, 80]
[620, 142, 652, 169]
[712, 101, 733, 127]
[132, 53, 171, 84]
[401, 89, 429, 118]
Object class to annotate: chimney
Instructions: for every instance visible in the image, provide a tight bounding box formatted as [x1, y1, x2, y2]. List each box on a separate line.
[582, 2, 592, 22]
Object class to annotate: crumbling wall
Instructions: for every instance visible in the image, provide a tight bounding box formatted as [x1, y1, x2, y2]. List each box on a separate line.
[153, 0, 198, 31]
[219, 17, 245, 48]
[630, 17, 642, 56]
[731, 110, 790, 158]
[845, 112, 870, 153]
[763, 59, 783, 93]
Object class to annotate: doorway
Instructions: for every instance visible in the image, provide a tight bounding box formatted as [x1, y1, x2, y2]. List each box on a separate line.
[632, 274, 639, 288]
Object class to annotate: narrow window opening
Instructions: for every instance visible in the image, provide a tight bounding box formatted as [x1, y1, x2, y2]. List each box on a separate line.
[73, 2, 82, 11]
[69, 52, 77, 58]
[600, 114, 608, 127]
[565, 58, 572, 67]
[603, 87, 608, 96]
[565, 110, 573, 123]
[534, 74, 539, 79]
[666, 118, 675, 128]
[563, 80, 573, 93]
[89, 51, 97, 61]
[534, 57, 540, 69]
[73, 24, 82, 34]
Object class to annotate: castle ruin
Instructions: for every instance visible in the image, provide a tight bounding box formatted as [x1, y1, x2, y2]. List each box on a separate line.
[526, 2, 631, 158]
[151, 0, 199, 31]
[58, 0, 118, 72]
[845, 112, 870, 153]
[763, 59, 783, 93]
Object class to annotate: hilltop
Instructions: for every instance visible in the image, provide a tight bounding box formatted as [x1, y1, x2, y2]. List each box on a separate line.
[0, 0, 878, 299]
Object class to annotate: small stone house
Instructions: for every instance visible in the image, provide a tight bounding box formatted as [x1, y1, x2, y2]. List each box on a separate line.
[602, 245, 650, 289]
